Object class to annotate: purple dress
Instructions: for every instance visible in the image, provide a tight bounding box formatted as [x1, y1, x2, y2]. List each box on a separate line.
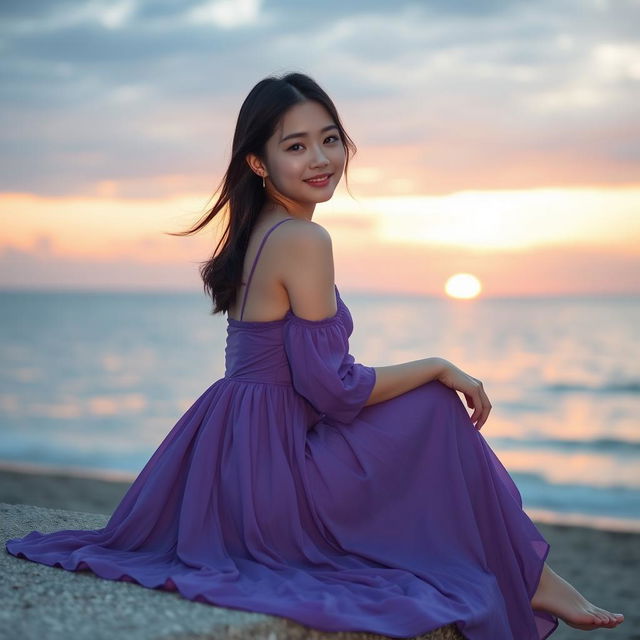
[6, 218, 559, 639]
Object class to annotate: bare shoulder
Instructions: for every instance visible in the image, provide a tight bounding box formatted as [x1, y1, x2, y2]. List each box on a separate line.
[276, 217, 332, 248]
[274, 218, 333, 267]
[275, 219, 335, 303]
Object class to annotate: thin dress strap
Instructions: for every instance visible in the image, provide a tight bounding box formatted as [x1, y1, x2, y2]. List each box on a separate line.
[240, 217, 295, 321]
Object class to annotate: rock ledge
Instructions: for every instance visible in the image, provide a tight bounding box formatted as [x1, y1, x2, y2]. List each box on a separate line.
[1, 503, 465, 640]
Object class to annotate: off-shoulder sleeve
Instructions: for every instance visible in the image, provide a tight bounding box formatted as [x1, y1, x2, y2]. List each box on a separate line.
[283, 313, 376, 424]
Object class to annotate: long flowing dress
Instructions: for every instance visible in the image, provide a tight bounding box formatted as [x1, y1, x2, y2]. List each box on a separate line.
[5, 217, 559, 639]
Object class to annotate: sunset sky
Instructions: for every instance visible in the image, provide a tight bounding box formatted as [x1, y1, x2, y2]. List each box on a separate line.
[1, 0, 638, 297]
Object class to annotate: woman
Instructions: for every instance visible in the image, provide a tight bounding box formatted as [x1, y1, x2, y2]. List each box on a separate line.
[6, 72, 624, 639]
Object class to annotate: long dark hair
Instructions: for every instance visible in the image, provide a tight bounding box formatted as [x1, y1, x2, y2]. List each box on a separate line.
[165, 71, 358, 316]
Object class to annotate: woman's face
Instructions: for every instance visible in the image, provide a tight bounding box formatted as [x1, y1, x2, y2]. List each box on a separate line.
[258, 100, 346, 215]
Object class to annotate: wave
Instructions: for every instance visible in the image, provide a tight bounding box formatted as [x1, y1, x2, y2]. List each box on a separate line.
[509, 471, 640, 519]
[489, 436, 640, 453]
[543, 381, 640, 393]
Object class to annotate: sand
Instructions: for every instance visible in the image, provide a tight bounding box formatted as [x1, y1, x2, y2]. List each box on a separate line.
[1, 462, 638, 639]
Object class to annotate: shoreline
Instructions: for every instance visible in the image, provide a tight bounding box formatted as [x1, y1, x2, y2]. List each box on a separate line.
[1, 458, 638, 534]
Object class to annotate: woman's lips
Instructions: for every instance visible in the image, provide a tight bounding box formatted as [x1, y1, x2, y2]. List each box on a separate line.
[304, 173, 332, 187]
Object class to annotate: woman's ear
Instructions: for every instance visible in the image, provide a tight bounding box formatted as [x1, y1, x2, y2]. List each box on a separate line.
[245, 153, 266, 179]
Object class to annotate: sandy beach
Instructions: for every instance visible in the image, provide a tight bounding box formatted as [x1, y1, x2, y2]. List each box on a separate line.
[2, 462, 638, 639]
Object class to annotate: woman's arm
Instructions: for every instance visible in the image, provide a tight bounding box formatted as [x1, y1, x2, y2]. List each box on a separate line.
[364, 357, 450, 405]
[364, 358, 493, 430]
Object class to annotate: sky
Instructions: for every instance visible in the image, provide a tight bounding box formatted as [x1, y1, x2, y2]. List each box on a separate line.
[1, 0, 639, 297]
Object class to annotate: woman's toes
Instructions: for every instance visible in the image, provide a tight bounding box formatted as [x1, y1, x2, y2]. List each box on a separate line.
[599, 609, 624, 625]
[598, 613, 621, 627]
[590, 611, 612, 626]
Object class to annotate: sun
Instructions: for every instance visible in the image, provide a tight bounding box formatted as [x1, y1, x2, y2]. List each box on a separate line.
[444, 273, 482, 299]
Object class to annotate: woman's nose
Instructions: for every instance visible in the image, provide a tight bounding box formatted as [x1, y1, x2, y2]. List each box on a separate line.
[310, 145, 329, 166]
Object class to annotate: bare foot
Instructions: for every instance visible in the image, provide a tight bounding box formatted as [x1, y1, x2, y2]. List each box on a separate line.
[531, 563, 624, 631]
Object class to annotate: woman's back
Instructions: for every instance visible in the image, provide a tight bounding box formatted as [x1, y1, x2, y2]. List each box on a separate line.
[228, 215, 339, 324]
[227, 216, 296, 323]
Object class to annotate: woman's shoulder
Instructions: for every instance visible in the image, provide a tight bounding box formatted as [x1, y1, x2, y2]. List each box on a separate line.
[276, 217, 332, 249]
[258, 215, 334, 284]
[276, 218, 336, 310]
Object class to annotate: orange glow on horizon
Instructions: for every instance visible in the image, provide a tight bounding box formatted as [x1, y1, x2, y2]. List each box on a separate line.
[1, 186, 639, 295]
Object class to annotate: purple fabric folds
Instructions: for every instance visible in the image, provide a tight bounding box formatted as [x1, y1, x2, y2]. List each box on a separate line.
[284, 310, 377, 425]
[5, 285, 558, 640]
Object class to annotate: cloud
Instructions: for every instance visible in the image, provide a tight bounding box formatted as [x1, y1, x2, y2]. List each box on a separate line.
[0, 0, 638, 197]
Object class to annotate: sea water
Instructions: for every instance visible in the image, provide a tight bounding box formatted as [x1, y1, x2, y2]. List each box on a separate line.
[1, 288, 638, 533]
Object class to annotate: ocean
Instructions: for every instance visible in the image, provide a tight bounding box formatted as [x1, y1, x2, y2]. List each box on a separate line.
[1, 288, 638, 533]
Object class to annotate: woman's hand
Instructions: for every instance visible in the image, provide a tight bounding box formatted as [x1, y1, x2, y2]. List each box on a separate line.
[437, 360, 492, 430]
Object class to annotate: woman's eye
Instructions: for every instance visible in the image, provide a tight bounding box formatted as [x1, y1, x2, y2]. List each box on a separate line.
[287, 135, 340, 152]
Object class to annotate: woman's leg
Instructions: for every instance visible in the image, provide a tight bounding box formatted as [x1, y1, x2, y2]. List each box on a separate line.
[531, 562, 625, 630]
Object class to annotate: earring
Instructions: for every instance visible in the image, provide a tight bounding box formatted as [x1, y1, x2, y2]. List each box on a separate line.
[262, 175, 266, 188]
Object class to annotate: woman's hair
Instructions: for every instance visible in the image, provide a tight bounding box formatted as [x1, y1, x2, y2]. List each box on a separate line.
[166, 71, 358, 316]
